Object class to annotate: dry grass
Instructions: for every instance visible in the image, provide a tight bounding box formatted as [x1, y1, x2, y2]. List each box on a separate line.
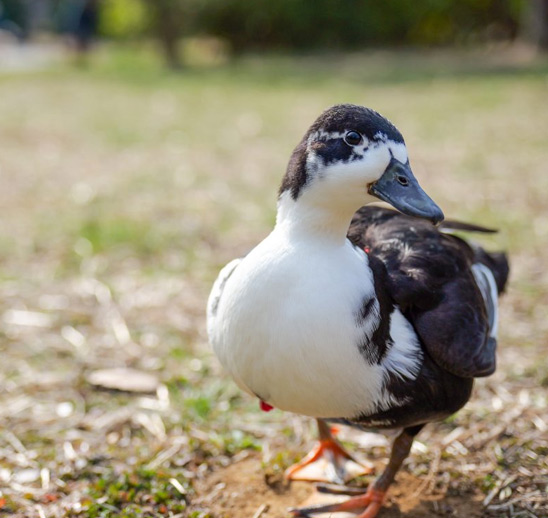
[0, 44, 547, 517]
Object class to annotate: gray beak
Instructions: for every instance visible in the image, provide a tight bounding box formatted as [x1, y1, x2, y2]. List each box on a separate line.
[368, 158, 444, 224]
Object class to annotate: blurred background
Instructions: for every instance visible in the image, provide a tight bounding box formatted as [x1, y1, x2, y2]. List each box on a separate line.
[0, 1, 547, 517]
[0, 0, 547, 67]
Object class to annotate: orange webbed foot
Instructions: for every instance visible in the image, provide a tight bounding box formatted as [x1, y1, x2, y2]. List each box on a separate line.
[289, 486, 386, 518]
[285, 424, 374, 484]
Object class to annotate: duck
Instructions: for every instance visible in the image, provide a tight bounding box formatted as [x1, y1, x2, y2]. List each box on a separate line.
[207, 104, 509, 518]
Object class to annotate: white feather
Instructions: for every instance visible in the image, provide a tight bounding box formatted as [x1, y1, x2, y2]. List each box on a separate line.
[210, 229, 380, 417]
[207, 258, 241, 334]
[383, 309, 423, 382]
[471, 263, 499, 338]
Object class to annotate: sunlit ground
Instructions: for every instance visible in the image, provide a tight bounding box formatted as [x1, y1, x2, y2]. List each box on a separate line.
[0, 44, 547, 517]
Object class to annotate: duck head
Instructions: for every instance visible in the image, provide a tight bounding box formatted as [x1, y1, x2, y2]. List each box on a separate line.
[279, 104, 444, 225]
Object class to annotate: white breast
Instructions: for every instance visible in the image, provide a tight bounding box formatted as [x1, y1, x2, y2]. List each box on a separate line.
[208, 229, 390, 419]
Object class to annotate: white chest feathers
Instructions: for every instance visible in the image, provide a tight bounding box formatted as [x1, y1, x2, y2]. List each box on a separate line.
[207, 230, 422, 419]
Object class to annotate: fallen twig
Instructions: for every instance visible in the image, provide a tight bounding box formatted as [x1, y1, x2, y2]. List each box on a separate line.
[252, 503, 269, 518]
[483, 474, 518, 507]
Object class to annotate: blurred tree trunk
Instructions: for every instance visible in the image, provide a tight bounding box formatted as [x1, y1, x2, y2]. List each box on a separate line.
[146, 0, 184, 69]
[522, 0, 548, 50]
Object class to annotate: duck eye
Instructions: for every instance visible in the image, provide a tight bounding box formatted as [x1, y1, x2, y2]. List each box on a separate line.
[344, 131, 362, 146]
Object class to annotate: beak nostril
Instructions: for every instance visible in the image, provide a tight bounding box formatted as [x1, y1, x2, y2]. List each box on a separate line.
[396, 175, 409, 186]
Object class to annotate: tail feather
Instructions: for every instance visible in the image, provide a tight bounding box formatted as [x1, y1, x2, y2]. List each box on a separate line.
[440, 220, 498, 234]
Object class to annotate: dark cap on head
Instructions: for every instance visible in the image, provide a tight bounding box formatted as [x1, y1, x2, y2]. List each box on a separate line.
[306, 104, 404, 144]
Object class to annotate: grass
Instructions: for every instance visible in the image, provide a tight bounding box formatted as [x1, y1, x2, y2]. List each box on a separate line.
[0, 43, 547, 517]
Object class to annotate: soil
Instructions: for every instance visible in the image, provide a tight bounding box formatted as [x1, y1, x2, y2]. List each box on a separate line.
[193, 455, 486, 518]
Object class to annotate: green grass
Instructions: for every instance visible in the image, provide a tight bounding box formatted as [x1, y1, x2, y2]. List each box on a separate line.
[0, 43, 547, 517]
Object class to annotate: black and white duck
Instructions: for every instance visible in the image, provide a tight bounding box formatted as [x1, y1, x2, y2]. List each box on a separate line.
[207, 104, 509, 518]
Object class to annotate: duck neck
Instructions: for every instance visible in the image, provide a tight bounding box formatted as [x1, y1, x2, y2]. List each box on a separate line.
[275, 191, 360, 246]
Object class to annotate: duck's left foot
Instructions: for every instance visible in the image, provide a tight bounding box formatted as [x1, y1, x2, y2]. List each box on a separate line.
[289, 486, 385, 518]
[284, 420, 374, 484]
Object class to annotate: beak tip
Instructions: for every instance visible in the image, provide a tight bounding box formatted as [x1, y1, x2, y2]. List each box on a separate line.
[431, 207, 445, 225]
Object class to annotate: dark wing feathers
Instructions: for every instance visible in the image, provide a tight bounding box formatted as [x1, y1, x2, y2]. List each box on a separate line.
[410, 274, 497, 377]
[348, 206, 508, 379]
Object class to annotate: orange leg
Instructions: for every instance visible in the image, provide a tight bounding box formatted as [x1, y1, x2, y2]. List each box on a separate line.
[289, 426, 421, 518]
[285, 419, 374, 484]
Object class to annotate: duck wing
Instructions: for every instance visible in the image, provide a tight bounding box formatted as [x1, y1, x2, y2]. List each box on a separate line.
[348, 206, 509, 379]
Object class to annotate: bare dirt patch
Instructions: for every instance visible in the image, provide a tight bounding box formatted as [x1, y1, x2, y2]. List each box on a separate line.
[194, 456, 311, 518]
[194, 455, 485, 518]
